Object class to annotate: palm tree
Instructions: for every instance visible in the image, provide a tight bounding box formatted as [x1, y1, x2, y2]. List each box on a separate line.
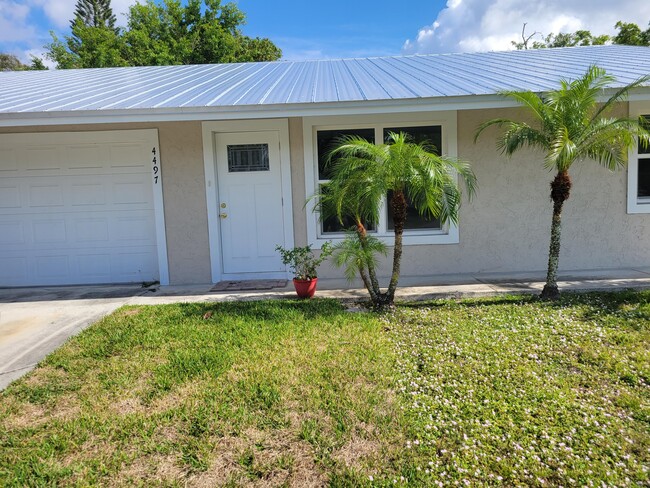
[476, 66, 650, 300]
[316, 132, 476, 309]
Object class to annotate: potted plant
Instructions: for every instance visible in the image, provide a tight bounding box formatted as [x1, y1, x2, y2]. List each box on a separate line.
[276, 242, 333, 298]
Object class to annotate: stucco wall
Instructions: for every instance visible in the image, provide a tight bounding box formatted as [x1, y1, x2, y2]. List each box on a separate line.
[0, 121, 212, 285]
[4, 104, 648, 286]
[289, 118, 308, 247]
[315, 104, 650, 279]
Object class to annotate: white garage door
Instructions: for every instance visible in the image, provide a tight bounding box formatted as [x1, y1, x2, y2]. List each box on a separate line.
[0, 129, 165, 287]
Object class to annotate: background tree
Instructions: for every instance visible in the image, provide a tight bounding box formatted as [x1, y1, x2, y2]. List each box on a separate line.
[613, 21, 650, 46]
[476, 67, 650, 299]
[513, 21, 649, 49]
[0, 53, 48, 71]
[0, 54, 27, 71]
[71, 0, 118, 31]
[48, 22, 127, 68]
[46, 0, 281, 69]
[315, 132, 476, 310]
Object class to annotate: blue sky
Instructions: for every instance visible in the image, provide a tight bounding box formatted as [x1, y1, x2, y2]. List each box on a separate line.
[235, 0, 446, 60]
[1, 0, 647, 65]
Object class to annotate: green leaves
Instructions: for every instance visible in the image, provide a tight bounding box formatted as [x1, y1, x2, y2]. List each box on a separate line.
[46, 0, 282, 69]
[476, 66, 650, 173]
[275, 243, 333, 280]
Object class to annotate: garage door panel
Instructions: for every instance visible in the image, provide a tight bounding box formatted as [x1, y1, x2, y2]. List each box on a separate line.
[0, 257, 27, 283]
[115, 251, 158, 280]
[0, 147, 16, 171]
[33, 219, 67, 243]
[29, 184, 64, 207]
[109, 143, 149, 168]
[24, 146, 61, 171]
[0, 221, 24, 244]
[71, 183, 106, 206]
[75, 218, 110, 242]
[113, 179, 151, 205]
[0, 130, 162, 287]
[66, 144, 106, 169]
[77, 254, 112, 280]
[0, 186, 20, 208]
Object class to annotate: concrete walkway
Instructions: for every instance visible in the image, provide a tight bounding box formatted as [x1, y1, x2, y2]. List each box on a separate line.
[2, 267, 650, 390]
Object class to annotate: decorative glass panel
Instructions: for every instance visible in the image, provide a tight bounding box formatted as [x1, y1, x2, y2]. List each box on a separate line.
[227, 144, 269, 172]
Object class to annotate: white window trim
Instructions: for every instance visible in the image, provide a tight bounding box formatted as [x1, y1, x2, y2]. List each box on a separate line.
[303, 111, 460, 248]
[628, 101, 650, 214]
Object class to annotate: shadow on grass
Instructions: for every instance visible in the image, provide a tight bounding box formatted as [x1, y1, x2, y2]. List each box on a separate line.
[397, 288, 650, 317]
[174, 298, 346, 323]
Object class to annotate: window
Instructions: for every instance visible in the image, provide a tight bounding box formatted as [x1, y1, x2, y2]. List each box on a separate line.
[628, 108, 650, 214]
[316, 128, 376, 234]
[384, 126, 442, 231]
[314, 123, 445, 236]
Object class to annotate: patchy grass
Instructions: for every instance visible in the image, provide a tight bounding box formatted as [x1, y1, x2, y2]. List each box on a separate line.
[384, 291, 650, 487]
[0, 300, 398, 486]
[1, 291, 649, 486]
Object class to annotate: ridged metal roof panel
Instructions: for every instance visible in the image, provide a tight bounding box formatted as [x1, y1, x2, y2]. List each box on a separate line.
[0, 45, 649, 114]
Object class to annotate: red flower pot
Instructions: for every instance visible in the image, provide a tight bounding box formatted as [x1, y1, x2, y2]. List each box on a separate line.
[293, 278, 318, 299]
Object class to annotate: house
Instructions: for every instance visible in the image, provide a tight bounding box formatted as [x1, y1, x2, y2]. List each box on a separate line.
[0, 45, 649, 288]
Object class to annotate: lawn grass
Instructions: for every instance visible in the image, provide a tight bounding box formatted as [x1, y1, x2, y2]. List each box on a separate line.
[0, 291, 648, 486]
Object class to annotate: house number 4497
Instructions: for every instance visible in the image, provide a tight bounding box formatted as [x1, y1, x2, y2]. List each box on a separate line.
[152, 147, 159, 184]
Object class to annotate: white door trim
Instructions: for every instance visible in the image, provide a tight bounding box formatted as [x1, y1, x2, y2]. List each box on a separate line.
[202, 119, 294, 283]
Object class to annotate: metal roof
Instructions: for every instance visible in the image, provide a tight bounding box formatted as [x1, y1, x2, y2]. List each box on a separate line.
[0, 45, 649, 116]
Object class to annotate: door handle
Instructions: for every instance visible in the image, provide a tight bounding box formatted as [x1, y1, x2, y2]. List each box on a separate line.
[219, 213, 228, 219]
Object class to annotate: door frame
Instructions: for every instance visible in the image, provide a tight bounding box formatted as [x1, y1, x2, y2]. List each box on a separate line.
[202, 119, 294, 283]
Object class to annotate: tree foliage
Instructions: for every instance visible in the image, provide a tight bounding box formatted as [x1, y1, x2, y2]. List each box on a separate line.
[512, 21, 650, 49]
[0, 53, 48, 71]
[314, 132, 476, 310]
[46, 0, 281, 69]
[475, 67, 650, 299]
[72, 0, 117, 31]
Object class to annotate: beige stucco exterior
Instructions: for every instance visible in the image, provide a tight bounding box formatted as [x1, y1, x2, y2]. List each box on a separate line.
[2, 102, 648, 286]
[313, 104, 650, 280]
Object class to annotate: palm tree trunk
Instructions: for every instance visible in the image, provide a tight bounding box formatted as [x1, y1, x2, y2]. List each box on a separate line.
[355, 222, 380, 303]
[541, 170, 572, 300]
[386, 190, 407, 304]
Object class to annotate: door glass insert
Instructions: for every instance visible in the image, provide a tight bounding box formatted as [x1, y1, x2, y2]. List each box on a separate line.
[227, 144, 270, 172]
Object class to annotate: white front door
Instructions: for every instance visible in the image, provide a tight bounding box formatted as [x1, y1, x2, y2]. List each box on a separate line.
[215, 131, 286, 276]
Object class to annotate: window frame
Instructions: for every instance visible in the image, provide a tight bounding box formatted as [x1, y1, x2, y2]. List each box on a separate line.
[628, 101, 650, 214]
[303, 111, 460, 248]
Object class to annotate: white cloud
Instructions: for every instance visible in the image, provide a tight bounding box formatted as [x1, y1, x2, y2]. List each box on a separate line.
[0, 0, 35, 43]
[29, 0, 134, 29]
[0, 0, 137, 64]
[403, 0, 650, 54]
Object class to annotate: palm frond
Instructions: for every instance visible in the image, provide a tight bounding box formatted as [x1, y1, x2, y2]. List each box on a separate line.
[332, 233, 387, 283]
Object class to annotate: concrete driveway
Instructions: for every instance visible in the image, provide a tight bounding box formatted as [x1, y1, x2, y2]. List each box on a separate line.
[0, 285, 150, 390]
